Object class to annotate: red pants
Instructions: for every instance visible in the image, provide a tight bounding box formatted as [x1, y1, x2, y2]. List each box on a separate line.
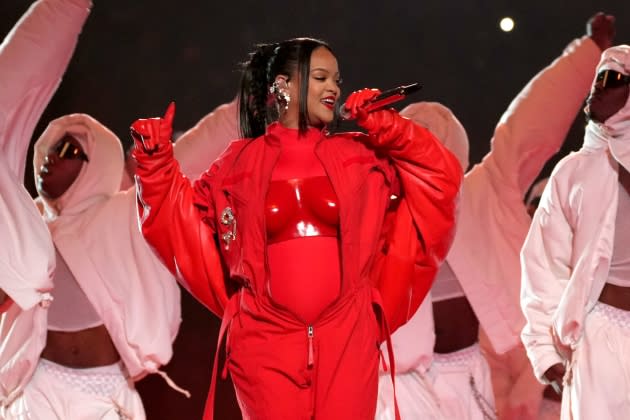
[225, 286, 380, 420]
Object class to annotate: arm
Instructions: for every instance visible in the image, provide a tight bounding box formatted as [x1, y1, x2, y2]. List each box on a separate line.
[173, 98, 239, 180]
[0, 0, 91, 181]
[132, 104, 227, 317]
[345, 90, 463, 330]
[520, 173, 573, 382]
[485, 18, 607, 197]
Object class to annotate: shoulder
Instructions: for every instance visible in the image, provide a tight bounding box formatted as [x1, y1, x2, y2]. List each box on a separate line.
[550, 147, 605, 181]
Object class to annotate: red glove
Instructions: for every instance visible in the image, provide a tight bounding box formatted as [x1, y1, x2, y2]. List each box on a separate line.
[130, 102, 175, 154]
[343, 88, 382, 131]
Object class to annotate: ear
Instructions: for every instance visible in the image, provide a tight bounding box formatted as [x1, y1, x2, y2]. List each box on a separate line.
[274, 75, 289, 91]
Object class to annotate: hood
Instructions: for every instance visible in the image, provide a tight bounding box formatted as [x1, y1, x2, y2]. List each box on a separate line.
[584, 45, 630, 171]
[400, 101, 470, 172]
[33, 113, 124, 219]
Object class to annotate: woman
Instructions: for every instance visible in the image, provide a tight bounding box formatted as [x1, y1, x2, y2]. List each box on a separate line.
[25, 113, 182, 419]
[131, 37, 462, 419]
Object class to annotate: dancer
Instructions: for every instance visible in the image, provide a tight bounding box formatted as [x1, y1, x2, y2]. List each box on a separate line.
[23, 113, 182, 419]
[521, 44, 630, 420]
[376, 12, 612, 420]
[0, 0, 91, 417]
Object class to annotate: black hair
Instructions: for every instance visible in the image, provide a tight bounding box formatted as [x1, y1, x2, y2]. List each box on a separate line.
[237, 37, 333, 139]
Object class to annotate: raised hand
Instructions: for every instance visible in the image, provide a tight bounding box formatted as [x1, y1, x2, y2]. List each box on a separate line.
[587, 12, 615, 51]
[130, 102, 175, 154]
[343, 88, 382, 130]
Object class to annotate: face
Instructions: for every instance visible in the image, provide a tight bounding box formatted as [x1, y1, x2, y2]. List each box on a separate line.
[37, 134, 88, 199]
[279, 46, 341, 129]
[586, 69, 630, 124]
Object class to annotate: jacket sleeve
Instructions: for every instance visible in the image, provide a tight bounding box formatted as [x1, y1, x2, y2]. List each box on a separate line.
[173, 98, 239, 181]
[0, 0, 91, 181]
[484, 36, 600, 197]
[366, 110, 463, 331]
[134, 140, 228, 317]
[520, 173, 572, 381]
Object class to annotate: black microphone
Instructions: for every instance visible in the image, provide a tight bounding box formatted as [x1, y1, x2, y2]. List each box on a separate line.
[339, 82, 422, 120]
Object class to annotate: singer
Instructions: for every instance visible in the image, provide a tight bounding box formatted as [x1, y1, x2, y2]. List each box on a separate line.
[130, 37, 462, 420]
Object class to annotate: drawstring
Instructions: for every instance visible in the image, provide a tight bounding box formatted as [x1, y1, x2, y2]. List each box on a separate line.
[415, 368, 442, 415]
[111, 398, 134, 419]
[155, 369, 191, 398]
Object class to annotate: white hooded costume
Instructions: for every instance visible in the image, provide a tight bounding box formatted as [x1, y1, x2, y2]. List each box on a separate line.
[0, 0, 90, 417]
[377, 35, 601, 420]
[521, 45, 630, 420]
[23, 113, 182, 418]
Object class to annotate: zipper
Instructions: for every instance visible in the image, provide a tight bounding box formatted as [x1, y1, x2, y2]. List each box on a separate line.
[307, 325, 314, 368]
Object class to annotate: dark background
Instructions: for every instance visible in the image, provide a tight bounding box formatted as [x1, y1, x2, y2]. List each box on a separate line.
[2, 1, 629, 418]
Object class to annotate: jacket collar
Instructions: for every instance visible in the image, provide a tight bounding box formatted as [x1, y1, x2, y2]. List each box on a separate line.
[263, 121, 329, 146]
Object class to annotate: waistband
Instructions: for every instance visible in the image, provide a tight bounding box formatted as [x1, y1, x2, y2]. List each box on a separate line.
[591, 301, 630, 331]
[38, 359, 128, 397]
[433, 343, 481, 367]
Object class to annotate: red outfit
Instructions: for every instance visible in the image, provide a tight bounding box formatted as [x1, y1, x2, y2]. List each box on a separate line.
[133, 112, 461, 419]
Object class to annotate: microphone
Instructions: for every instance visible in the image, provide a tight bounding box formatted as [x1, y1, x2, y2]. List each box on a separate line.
[339, 82, 422, 120]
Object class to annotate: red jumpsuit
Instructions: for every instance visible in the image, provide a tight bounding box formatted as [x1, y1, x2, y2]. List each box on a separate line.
[133, 112, 462, 419]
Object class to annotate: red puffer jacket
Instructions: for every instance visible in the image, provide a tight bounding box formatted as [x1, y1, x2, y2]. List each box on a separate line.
[133, 112, 461, 419]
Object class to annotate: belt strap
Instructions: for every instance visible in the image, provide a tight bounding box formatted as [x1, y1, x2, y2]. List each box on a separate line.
[203, 292, 240, 420]
[371, 287, 401, 420]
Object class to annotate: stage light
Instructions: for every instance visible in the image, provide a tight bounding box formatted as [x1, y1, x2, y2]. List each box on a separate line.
[499, 17, 515, 32]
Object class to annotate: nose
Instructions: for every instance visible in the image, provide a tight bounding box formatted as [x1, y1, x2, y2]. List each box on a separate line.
[327, 82, 340, 96]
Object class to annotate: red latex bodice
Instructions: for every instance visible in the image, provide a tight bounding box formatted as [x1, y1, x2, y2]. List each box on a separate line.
[265, 176, 339, 244]
[265, 126, 341, 324]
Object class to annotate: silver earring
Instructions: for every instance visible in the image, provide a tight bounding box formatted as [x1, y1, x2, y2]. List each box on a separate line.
[270, 81, 290, 111]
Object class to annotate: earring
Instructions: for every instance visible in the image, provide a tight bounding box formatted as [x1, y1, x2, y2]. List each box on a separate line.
[270, 81, 290, 111]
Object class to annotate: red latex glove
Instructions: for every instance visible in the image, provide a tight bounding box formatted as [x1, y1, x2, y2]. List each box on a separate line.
[343, 88, 382, 131]
[130, 102, 175, 154]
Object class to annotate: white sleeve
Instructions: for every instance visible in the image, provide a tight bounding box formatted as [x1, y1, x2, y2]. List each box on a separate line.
[483, 36, 600, 198]
[173, 98, 239, 181]
[520, 172, 573, 381]
[0, 0, 91, 181]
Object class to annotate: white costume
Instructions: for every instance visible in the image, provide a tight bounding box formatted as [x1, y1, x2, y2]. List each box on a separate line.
[0, 1, 91, 417]
[521, 45, 630, 420]
[377, 36, 601, 420]
[23, 114, 182, 419]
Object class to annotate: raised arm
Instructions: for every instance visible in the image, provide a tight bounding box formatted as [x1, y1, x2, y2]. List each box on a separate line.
[344, 89, 463, 330]
[484, 13, 612, 197]
[131, 103, 228, 317]
[0, 0, 91, 181]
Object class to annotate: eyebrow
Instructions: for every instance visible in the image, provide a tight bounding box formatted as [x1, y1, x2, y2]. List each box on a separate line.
[310, 67, 340, 76]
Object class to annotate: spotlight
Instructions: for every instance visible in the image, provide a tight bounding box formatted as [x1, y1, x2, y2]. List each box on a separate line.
[499, 17, 515, 32]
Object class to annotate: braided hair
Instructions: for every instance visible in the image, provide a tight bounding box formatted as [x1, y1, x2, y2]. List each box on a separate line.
[238, 37, 333, 139]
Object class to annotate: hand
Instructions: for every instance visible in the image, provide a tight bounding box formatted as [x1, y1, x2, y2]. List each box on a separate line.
[587, 12, 615, 51]
[543, 363, 566, 396]
[343, 88, 381, 128]
[130, 102, 175, 154]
